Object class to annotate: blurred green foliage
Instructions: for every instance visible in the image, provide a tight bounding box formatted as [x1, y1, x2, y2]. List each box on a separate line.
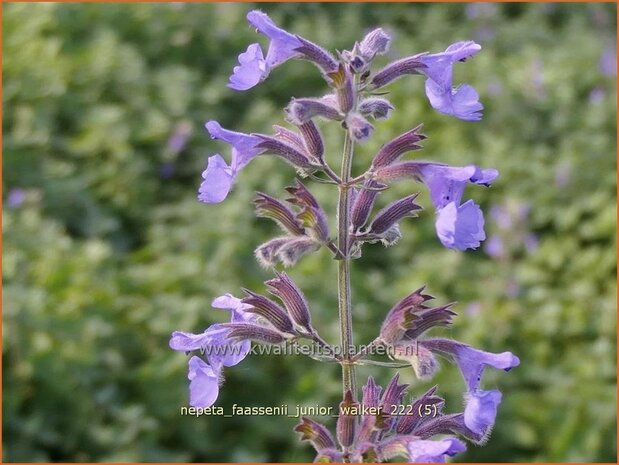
[2, 2, 616, 462]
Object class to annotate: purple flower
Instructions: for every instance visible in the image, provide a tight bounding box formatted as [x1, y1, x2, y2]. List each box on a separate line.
[199, 121, 264, 203]
[198, 155, 234, 203]
[464, 389, 502, 436]
[436, 200, 485, 250]
[229, 43, 268, 91]
[418, 164, 497, 209]
[417, 164, 498, 250]
[407, 438, 466, 463]
[170, 294, 257, 406]
[187, 356, 220, 407]
[420, 41, 483, 120]
[247, 10, 302, 67]
[228, 11, 303, 91]
[451, 344, 520, 393]
[420, 339, 518, 438]
[425, 81, 483, 121]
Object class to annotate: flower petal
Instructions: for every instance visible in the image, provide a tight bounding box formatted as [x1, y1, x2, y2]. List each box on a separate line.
[198, 154, 234, 204]
[451, 84, 484, 121]
[228, 43, 269, 91]
[187, 356, 220, 407]
[464, 389, 502, 435]
[425, 80, 483, 121]
[418, 164, 477, 209]
[246, 10, 302, 68]
[169, 330, 211, 352]
[435, 200, 486, 250]
[407, 438, 466, 463]
[453, 345, 521, 392]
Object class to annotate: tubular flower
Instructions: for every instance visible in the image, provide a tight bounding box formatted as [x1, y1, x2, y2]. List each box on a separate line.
[198, 121, 264, 204]
[420, 41, 483, 120]
[169, 294, 257, 407]
[417, 163, 498, 250]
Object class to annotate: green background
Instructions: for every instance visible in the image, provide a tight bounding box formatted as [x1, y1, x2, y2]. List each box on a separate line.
[2, 2, 617, 462]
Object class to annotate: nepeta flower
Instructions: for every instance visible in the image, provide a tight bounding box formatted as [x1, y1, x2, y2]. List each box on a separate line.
[449, 343, 520, 392]
[417, 164, 498, 250]
[420, 41, 483, 120]
[407, 438, 466, 463]
[229, 11, 303, 90]
[421, 339, 519, 437]
[170, 294, 256, 407]
[199, 121, 265, 204]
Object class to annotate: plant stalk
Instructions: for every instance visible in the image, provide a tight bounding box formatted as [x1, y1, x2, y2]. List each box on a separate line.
[337, 120, 357, 399]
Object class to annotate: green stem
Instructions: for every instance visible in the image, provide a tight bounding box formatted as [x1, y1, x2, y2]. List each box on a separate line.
[337, 120, 357, 398]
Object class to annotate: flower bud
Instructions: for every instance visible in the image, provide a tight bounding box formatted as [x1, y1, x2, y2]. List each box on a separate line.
[362, 376, 382, 407]
[272, 124, 306, 153]
[380, 373, 409, 414]
[345, 113, 374, 143]
[285, 97, 344, 125]
[372, 161, 430, 183]
[256, 135, 313, 169]
[396, 386, 445, 435]
[298, 120, 324, 164]
[285, 179, 321, 209]
[358, 97, 395, 120]
[294, 417, 337, 452]
[222, 322, 289, 345]
[277, 236, 320, 266]
[297, 208, 329, 243]
[254, 192, 305, 236]
[294, 36, 339, 74]
[337, 390, 357, 448]
[242, 289, 295, 334]
[371, 124, 426, 168]
[380, 286, 433, 344]
[404, 304, 457, 339]
[326, 64, 355, 114]
[266, 272, 313, 333]
[254, 236, 294, 268]
[350, 181, 381, 232]
[368, 194, 422, 236]
[344, 28, 391, 75]
[359, 28, 391, 60]
[285, 180, 329, 242]
[356, 378, 385, 446]
[370, 53, 427, 89]
[343, 44, 368, 74]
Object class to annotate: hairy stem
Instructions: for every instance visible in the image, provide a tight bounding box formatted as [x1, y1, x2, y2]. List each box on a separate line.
[337, 118, 357, 399]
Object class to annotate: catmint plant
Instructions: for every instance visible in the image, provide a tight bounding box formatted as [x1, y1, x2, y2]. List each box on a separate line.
[170, 11, 520, 462]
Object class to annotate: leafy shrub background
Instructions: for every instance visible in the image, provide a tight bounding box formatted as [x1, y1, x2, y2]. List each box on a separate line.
[2, 2, 616, 462]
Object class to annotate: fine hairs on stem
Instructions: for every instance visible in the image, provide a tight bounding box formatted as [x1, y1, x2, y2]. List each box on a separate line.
[170, 10, 519, 463]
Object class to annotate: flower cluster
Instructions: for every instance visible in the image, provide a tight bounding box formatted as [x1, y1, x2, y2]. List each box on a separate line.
[171, 10, 519, 462]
